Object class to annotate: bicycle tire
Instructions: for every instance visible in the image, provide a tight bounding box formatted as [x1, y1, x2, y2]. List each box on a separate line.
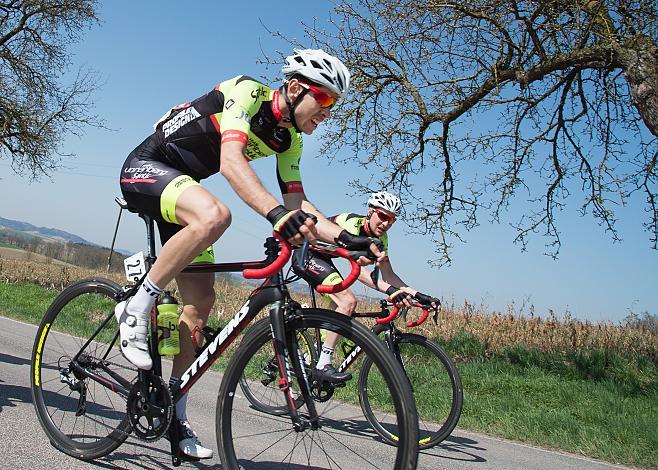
[217, 308, 419, 470]
[31, 278, 135, 460]
[359, 330, 463, 449]
[238, 327, 316, 415]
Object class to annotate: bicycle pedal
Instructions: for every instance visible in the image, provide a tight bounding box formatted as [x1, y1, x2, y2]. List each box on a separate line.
[312, 378, 346, 388]
[180, 454, 201, 463]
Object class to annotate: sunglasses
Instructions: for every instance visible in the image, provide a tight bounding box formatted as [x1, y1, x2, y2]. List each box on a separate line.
[374, 209, 396, 223]
[298, 81, 337, 109]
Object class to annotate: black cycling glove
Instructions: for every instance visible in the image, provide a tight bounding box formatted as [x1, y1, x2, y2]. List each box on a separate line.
[414, 292, 440, 306]
[266, 205, 315, 239]
[335, 230, 384, 252]
[386, 286, 413, 303]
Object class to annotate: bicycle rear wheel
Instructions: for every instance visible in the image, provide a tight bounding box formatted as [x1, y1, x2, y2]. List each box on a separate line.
[217, 308, 419, 469]
[359, 330, 463, 449]
[238, 327, 316, 415]
[31, 278, 135, 460]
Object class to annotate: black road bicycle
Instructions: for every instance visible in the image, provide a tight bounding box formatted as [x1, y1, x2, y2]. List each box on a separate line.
[239, 242, 463, 450]
[30, 199, 419, 469]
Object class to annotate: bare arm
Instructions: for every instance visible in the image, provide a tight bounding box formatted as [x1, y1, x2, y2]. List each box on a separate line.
[220, 141, 281, 216]
[283, 192, 350, 243]
[379, 260, 440, 310]
[357, 258, 415, 294]
[220, 141, 317, 244]
[379, 260, 415, 295]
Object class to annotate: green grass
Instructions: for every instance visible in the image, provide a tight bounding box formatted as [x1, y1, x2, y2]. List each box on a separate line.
[458, 359, 657, 468]
[2, 281, 657, 468]
[0, 281, 59, 323]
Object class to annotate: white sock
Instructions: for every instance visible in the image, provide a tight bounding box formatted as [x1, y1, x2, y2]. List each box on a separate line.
[316, 345, 334, 369]
[127, 276, 162, 317]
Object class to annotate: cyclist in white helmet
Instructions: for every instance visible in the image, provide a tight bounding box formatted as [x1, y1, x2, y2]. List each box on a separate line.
[292, 191, 440, 383]
[115, 48, 382, 460]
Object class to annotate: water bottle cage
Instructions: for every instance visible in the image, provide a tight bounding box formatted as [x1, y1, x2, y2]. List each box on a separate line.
[157, 326, 172, 340]
[191, 325, 219, 355]
[340, 342, 356, 358]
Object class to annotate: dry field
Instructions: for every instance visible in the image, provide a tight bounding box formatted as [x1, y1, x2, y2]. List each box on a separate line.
[1, 256, 655, 362]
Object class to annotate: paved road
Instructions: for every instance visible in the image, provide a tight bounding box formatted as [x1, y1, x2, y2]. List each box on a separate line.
[0, 316, 626, 469]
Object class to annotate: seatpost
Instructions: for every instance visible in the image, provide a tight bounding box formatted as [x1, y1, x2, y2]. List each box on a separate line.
[106, 202, 124, 272]
[139, 213, 157, 270]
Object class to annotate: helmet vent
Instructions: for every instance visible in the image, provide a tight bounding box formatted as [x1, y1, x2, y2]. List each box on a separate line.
[282, 48, 351, 96]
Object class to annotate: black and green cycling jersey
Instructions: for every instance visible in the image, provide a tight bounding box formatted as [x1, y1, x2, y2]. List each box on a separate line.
[119, 75, 305, 258]
[149, 75, 304, 193]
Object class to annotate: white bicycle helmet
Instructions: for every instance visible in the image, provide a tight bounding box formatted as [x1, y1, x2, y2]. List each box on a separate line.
[282, 48, 350, 97]
[367, 191, 401, 216]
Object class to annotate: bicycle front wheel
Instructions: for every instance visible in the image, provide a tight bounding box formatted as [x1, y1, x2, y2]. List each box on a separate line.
[359, 330, 463, 449]
[30, 278, 135, 460]
[217, 308, 419, 470]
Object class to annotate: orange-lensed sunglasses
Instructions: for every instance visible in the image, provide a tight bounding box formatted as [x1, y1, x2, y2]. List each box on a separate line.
[374, 208, 396, 223]
[298, 82, 337, 108]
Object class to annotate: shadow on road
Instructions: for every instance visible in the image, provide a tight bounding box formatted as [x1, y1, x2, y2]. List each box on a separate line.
[418, 433, 487, 464]
[0, 382, 32, 412]
[97, 443, 218, 469]
[0, 351, 31, 367]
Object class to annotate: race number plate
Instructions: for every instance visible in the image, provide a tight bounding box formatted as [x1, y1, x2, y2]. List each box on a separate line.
[124, 251, 146, 282]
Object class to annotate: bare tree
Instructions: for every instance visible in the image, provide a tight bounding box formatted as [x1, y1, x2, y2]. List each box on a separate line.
[0, 0, 102, 179]
[294, 0, 657, 265]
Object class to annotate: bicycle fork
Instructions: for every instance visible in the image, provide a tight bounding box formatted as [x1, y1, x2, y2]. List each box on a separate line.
[268, 300, 320, 431]
[382, 324, 415, 391]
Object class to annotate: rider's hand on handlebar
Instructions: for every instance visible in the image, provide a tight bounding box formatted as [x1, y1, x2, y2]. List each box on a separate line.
[267, 205, 318, 246]
[386, 286, 415, 308]
[414, 291, 441, 312]
[335, 230, 386, 265]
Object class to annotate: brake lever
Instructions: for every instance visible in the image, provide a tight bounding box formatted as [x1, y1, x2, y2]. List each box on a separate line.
[370, 266, 380, 286]
[346, 249, 373, 261]
[300, 240, 310, 265]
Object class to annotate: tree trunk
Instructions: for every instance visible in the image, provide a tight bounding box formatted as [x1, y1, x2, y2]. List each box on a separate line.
[617, 34, 658, 138]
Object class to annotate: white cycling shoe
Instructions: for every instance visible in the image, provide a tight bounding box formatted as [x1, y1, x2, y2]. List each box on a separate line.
[178, 420, 213, 459]
[114, 300, 152, 370]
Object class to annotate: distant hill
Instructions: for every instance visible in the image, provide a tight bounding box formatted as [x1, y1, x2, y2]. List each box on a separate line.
[0, 216, 95, 245]
[0, 216, 126, 272]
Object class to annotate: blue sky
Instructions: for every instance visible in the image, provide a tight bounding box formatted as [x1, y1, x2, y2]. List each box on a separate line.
[1, 1, 655, 323]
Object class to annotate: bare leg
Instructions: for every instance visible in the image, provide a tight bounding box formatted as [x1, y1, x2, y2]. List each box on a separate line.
[148, 185, 231, 288]
[172, 271, 216, 378]
[321, 289, 357, 348]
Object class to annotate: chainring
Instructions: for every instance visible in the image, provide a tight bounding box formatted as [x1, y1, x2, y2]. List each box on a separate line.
[311, 380, 337, 402]
[127, 374, 173, 441]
